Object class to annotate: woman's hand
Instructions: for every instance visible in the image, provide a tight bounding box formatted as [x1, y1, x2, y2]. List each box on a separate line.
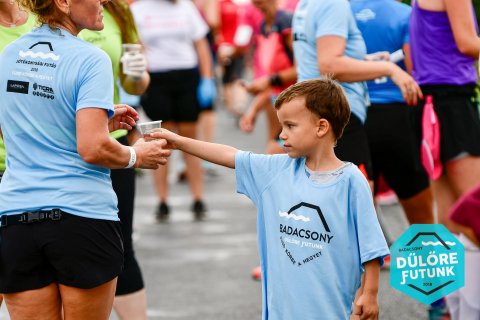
[121, 52, 148, 80]
[109, 104, 139, 132]
[389, 64, 423, 106]
[132, 138, 171, 169]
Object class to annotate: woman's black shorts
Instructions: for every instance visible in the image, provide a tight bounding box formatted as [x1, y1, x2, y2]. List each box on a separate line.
[0, 212, 124, 293]
[141, 68, 202, 123]
[412, 84, 480, 169]
[365, 102, 429, 199]
[335, 113, 374, 180]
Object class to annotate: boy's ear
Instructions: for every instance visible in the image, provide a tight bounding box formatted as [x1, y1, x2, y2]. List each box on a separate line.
[316, 118, 330, 137]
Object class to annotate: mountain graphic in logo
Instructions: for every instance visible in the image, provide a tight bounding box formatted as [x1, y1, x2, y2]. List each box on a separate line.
[19, 41, 60, 61]
[280, 202, 330, 232]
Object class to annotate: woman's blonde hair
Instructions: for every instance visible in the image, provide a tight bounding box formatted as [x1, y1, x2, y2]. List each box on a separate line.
[17, 0, 62, 26]
[104, 0, 139, 44]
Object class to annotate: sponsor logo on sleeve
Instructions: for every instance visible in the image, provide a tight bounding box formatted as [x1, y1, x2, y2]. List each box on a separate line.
[6, 80, 29, 94]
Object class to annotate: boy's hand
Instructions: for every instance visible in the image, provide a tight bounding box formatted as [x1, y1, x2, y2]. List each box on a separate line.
[144, 129, 180, 150]
[353, 293, 379, 320]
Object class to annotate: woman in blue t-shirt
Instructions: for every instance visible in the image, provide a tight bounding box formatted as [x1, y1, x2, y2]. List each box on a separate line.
[0, 0, 170, 318]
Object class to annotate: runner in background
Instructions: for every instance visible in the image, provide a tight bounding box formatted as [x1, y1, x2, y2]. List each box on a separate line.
[239, 0, 296, 156]
[448, 183, 480, 320]
[79, 1, 150, 318]
[216, 0, 249, 117]
[350, 0, 433, 225]
[409, 1, 480, 318]
[292, 0, 422, 190]
[409, 0, 480, 230]
[131, 0, 216, 221]
[194, 0, 220, 165]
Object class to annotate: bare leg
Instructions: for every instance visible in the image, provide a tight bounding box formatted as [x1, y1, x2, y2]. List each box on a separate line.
[222, 83, 236, 115]
[446, 156, 480, 197]
[60, 278, 117, 320]
[113, 289, 147, 320]
[431, 175, 458, 231]
[231, 81, 249, 115]
[433, 156, 480, 232]
[178, 122, 204, 200]
[197, 110, 216, 143]
[4, 283, 62, 320]
[399, 187, 434, 224]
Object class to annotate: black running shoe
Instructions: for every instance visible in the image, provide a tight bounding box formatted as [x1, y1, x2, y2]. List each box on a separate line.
[191, 200, 206, 221]
[156, 202, 170, 222]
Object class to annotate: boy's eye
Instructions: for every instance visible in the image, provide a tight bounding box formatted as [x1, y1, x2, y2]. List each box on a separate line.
[287, 124, 294, 128]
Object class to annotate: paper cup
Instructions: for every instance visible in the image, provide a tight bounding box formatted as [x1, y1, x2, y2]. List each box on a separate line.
[137, 120, 162, 135]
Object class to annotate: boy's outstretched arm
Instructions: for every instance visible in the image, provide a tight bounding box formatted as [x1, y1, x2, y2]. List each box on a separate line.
[147, 129, 238, 169]
[352, 258, 380, 320]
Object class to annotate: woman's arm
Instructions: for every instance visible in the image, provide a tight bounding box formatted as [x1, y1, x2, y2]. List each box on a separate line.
[194, 37, 214, 79]
[201, 0, 220, 31]
[445, 0, 480, 58]
[76, 108, 169, 169]
[316, 36, 422, 105]
[402, 44, 413, 75]
[120, 71, 150, 96]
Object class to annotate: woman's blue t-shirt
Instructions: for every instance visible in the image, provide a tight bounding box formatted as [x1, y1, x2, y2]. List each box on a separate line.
[293, 0, 370, 122]
[0, 25, 118, 220]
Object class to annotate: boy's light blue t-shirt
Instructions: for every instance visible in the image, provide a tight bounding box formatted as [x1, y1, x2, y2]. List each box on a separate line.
[236, 151, 389, 320]
[351, 0, 411, 104]
[293, 0, 370, 122]
[0, 25, 118, 220]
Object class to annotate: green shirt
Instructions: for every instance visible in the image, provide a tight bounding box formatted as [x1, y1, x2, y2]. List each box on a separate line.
[79, 9, 133, 139]
[79, 10, 122, 104]
[0, 13, 37, 171]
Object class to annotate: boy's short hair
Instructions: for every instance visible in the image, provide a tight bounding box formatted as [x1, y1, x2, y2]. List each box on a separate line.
[274, 78, 351, 139]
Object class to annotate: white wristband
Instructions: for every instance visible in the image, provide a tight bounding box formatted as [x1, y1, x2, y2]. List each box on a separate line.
[125, 146, 137, 169]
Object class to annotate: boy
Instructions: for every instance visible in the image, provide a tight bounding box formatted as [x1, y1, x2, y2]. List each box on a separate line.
[148, 79, 389, 319]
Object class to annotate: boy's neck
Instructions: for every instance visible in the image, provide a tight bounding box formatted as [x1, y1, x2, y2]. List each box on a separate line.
[304, 145, 344, 172]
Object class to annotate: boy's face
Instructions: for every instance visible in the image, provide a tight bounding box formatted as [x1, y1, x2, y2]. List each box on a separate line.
[277, 98, 324, 158]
